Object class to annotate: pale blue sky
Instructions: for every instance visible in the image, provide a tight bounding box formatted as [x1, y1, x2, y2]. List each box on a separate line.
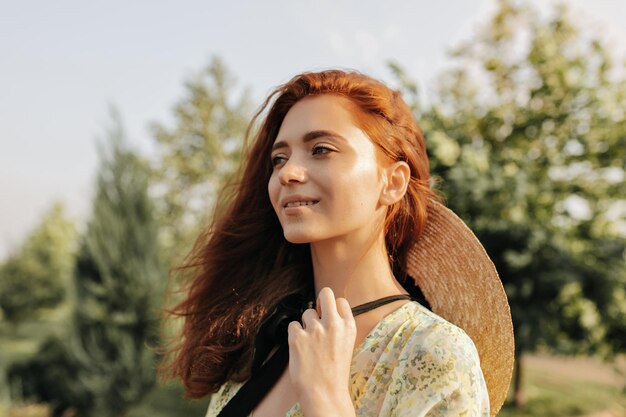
[1, 0, 625, 259]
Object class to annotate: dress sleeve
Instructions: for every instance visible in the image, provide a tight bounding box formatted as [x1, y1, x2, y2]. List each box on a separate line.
[205, 381, 237, 417]
[205, 392, 222, 417]
[390, 323, 490, 417]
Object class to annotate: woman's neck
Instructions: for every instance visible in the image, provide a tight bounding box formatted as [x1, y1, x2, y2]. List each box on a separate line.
[309, 231, 408, 308]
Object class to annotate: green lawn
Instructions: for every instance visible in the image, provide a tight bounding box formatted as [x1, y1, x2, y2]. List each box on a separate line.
[126, 382, 210, 417]
[498, 355, 626, 417]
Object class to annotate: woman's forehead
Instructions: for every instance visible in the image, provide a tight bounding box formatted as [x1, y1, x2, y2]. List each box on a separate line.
[274, 95, 363, 144]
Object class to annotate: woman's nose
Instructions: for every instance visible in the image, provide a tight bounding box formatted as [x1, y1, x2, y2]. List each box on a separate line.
[278, 157, 307, 185]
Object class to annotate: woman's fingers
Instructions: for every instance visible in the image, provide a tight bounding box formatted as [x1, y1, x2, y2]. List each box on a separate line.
[335, 297, 354, 321]
[316, 287, 338, 321]
[311, 287, 354, 322]
[301, 308, 320, 329]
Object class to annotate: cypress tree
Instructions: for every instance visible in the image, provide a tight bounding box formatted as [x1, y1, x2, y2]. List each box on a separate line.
[10, 114, 163, 417]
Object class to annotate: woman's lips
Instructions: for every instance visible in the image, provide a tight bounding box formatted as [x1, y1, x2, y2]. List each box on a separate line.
[285, 200, 319, 208]
[283, 200, 319, 214]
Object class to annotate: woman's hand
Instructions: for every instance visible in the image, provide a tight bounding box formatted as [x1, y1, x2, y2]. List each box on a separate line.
[287, 287, 357, 411]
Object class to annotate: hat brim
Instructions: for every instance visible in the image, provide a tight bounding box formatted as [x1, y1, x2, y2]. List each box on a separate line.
[406, 200, 514, 416]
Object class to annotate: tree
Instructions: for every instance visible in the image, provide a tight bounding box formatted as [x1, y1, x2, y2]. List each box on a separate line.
[393, 0, 626, 406]
[9, 113, 163, 417]
[0, 202, 77, 326]
[150, 56, 251, 264]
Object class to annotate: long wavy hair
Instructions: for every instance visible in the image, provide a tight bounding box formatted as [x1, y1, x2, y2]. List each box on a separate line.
[159, 69, 441, 398]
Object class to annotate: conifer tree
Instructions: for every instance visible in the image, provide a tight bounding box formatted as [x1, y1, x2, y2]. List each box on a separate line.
[9, 113, 163, 417]
[150, 56, 251, 264]
[0, 202, 76, 326]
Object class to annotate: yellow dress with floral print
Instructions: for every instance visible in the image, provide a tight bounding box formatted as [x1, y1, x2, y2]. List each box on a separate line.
[205, 301, 490, 417]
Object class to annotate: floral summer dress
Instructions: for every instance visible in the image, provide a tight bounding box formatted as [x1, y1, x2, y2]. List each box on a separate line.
[205, 301, 490, 417]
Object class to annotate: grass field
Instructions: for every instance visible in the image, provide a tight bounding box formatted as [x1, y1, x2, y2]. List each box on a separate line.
[498, 354, 626, 417]
[126, 382, 210, 417]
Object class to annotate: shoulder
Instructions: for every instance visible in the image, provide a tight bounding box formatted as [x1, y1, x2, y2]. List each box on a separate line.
[400, 301, 480, 359]
[386, 302, 490, 416]
[395, 302, 484, 391]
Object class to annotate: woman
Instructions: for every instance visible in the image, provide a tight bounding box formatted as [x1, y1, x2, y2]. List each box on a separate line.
[161, 70, 514, 417]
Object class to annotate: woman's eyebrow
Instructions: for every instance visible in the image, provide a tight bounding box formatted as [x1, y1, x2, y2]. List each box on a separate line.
[271, 130, 346, 152]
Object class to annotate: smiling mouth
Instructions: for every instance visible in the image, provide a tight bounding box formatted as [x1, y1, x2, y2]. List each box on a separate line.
[284, 200, 319, 208]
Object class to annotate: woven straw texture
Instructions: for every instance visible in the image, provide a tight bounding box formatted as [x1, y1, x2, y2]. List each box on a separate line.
[406, 201, 515, 417]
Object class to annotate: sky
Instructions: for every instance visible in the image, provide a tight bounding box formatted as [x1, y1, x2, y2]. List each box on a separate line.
[1, 0, 625, 260]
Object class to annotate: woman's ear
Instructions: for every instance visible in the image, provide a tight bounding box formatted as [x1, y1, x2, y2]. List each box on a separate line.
[380, 161, 410, 206]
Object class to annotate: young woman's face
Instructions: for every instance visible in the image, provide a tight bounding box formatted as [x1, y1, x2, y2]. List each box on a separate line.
[268, 94, 387, 244]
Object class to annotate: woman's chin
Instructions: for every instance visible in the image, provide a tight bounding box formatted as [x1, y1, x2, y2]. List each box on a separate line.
[283, 230, 319, 244]
[284, 234, 313, 244]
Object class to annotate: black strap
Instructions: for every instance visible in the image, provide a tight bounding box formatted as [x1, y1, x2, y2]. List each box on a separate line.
[217, 342, 290, 417]
[216, 292, 427, 417]
[352, 294, 413, 316]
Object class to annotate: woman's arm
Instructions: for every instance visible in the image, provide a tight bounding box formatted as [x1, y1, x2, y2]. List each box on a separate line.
[298, 389, 356, 417]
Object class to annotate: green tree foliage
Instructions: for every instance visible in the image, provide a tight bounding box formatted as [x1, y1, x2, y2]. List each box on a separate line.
[393, 0, 626, 405]
[150, 56, 251, 263]
[9, 114, 163, 417]
[0, 202, 77, 325]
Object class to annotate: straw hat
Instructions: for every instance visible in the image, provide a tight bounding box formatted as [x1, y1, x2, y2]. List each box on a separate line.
[404, 199, 514, 417]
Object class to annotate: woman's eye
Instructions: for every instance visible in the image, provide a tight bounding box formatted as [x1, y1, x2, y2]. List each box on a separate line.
[312, 145, 333, 155]
[270, 155, 285, 167]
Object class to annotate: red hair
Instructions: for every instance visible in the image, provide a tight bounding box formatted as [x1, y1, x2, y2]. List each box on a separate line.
[159, 69, 441, 398]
